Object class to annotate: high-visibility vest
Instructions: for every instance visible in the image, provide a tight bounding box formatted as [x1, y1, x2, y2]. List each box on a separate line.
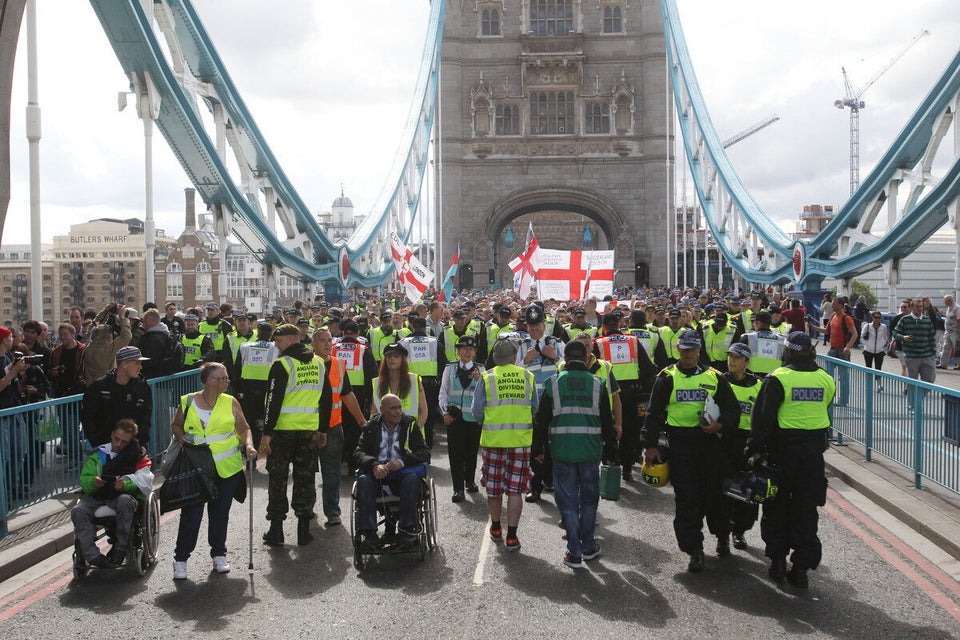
[772, 322, 792, 336]
[626, 326, 660, 358]
[181, 392, 242, 478]
[227, 332, 255, 364]
[370, 327, 396, 362]
[595, 334, 640, 381]
[546, 369, 604, 463]
[486, 321, 511, 345]
[743, 331, 785, 374]
[442, 326, 478, 362]
[442, 362, 483, 423]
[181, 334, 206, 367]
[659, 326, 684, 361]
[664, 366, 720, 427]
[728, 376, 762, 430]
[333, 341, 368, 387]
[239, 340, 278, 382]
[326, 356, 345, 428]
[769, 367, 835, 430]
[372, 372, 421, 420]
[703, 322, 737, 362]
[199, 318, 233, 352]
[401, 335, 439, 377]
[479, 364, 536, 448]
[563, 323, 598, 340]
[741, 308, 756, 330]
[274, 355, 325, 431]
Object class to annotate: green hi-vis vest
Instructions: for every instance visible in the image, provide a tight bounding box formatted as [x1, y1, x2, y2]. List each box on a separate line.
[228, 332, 255, 364]
[626, 326, 660, 359]
[200, 319, 233, 352]
[239, 341, 278, 382]
[442, 363, 482, 423]
[181, 334, 205, 367]
[664, 366, 720, 427]
[442, 326, 479, 362]
[729, 377, 763, 430]
[659, 326, 683, 361]
[274, 355, 325, 431]
[704, 322, 738, 362]
[372, 373, 421, 421]
[479, 364, 536, 448]
[769, 367, 835, 430]
[564, 324, 598, 340]
[402, 336, 439, 377]
[744, 331, 785, 374]
[370, 327, 396, 362]
[559, 359, 615, 409]
[181, 393, 242, 478]
[546, 369, 605, 463]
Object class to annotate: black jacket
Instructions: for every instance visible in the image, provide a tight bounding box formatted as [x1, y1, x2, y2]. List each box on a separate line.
[81, 370, 153, 449]
[352, 414, 430, 474]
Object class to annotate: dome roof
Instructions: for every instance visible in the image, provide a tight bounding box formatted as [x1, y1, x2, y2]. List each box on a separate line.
[332, 185, 353, 209]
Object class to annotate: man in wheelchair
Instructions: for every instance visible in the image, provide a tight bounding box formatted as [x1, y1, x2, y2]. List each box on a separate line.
[70, 418, 154, 569]
[352, 394, 430, 552]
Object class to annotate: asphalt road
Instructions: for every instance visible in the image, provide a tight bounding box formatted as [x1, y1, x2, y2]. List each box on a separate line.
[1, 425, 960, 640]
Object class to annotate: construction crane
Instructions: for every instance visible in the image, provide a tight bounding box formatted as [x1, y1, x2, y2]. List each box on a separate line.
[834, 29, 929, 195]
[722, 113, 780, 148]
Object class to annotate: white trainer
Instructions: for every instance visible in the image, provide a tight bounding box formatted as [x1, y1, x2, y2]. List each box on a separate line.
[213, 556, 231, 574]
[173, 560, 187, 580]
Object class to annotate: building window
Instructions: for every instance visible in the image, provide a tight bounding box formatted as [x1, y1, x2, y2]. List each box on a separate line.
[166, 262, 183, 300]
[529, 0, 573, 36]
[196, 261, 212, 300]
[585, 101, 610, 133]
[530, 90, 575, 135]
[495, 103, 520, 135]
[602, 5, 623, 33]
[481, 7, 501, 36]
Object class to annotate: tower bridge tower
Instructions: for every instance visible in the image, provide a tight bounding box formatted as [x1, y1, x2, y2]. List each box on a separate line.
[438, 0, 672, 291]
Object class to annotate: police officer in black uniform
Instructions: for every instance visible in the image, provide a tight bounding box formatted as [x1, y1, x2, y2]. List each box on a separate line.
[748, 331, 836, 589]
[642, 329, 740, 572]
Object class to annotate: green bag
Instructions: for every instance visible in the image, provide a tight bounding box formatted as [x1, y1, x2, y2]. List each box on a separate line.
[600, 464, 621, 501]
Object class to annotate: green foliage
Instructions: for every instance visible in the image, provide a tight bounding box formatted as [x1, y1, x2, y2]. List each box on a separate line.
[831, 279, 878, 310]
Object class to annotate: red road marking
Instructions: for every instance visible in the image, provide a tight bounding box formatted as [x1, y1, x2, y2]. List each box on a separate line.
[825, 494, 960, 623]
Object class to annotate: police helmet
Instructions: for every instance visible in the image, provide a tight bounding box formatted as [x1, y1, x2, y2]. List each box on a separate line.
[724, 464, 779, 504]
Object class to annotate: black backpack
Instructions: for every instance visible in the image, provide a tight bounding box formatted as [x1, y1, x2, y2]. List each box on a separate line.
[161, 332, 186, 375]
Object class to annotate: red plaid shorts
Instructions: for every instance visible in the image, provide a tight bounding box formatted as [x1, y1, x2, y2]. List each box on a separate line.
[480, 447, 532, 497]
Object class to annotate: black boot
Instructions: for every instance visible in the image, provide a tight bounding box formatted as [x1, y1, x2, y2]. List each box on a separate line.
[732, 532, 748, 550]
[768, 557, 787, 584]
[716, 534, 731, 558]
[687, 549, 705, 573]
[786, 565, 809, 589]
[262, 520, 284, 546]
[298, 518, 314, 546]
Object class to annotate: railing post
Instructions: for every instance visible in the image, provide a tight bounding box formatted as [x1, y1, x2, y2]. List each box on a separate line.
[914, 385, 924, 489]
[865, 370, 874, 462]
[0, 416, 9, 537]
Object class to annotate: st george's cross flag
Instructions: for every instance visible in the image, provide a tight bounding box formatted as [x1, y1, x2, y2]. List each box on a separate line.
[507, 223, 540, 298]
[390, 231, 434, 303]
[535, 249, 615, 300]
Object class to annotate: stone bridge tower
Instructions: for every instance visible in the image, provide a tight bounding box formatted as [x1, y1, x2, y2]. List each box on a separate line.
[438, 0, 672, 292]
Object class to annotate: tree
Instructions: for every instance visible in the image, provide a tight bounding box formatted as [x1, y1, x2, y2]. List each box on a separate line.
[832, 279, 877, 310]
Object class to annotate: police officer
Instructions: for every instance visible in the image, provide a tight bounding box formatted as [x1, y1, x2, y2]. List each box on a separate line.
[369, 311, 397, 364]
[438, 308, 484, 371]
[594, 312, 657, 482]
[439, 335, 484, 503]
[749, 331, 835, 589]
[657, 308, 686, 367]
[563, 308, 597, 340]
[260, 324, 332, 547]
[722, 342, 763, 550]
[180, 313, 215, 370]
[224, 312, 256, 371]
[199, 302, 235, 364]
[700, 307, 740, 373]
[471, 338, 539, 552]
[642, 329, 740, 572]
[626, 309, 666, 370]
[739, 310, 785, 376]
[235, 321, 279, 448]
[400, 316, 441, 448]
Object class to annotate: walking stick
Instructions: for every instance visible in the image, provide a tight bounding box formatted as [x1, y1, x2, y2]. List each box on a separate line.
[248, 453, 255, 572]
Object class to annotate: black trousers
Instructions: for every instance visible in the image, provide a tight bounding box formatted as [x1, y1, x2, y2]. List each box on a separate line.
[618, 382, 644, 472]
[446, 417, 481, 492]
[761, 435, 827, 570]
[422, 377, 441, 448]
[668, 429, 731, 554]
[726, 429, 758, 535]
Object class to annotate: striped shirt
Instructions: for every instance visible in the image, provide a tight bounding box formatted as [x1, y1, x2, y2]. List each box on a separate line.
[893, 314, 936, 358]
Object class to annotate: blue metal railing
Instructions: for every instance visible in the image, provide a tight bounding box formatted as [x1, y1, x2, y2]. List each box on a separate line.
[819, 354, 960, 494]
[0, 369, 201, 536]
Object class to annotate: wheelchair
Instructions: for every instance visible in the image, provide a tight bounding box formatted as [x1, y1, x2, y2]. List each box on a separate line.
[72, 490, 161, 578]
[349, 473, 438, 570]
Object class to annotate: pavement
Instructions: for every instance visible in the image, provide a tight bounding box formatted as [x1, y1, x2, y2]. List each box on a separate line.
[3, 346, 960, 585]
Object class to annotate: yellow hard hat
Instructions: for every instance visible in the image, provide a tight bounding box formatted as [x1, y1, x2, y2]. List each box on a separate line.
[641, 460, 670, 487]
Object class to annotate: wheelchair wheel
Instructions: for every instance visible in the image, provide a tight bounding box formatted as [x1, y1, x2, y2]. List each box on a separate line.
[424, 478, 438, 550]
[72, 541, 89, 580]
[142, 491, 161, 565]
[350, 481, 366, 570]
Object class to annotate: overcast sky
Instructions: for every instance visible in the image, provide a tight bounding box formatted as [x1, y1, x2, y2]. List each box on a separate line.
[2, 0, 958, 248]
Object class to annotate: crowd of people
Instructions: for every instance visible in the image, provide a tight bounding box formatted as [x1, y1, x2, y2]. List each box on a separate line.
[2, 284, 954, 583]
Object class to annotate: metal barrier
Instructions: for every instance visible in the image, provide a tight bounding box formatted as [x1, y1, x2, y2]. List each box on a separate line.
[0, 369, 201, 536]
[819, 354, 960, 494]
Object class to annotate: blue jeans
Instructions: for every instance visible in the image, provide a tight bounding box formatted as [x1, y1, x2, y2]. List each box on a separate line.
[356, 467, 423, 533]
[174, 470, 242, 561]
[319, 425, 343, 518]
[827, 349, 850, 406]
[553, 460, 600, 560]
